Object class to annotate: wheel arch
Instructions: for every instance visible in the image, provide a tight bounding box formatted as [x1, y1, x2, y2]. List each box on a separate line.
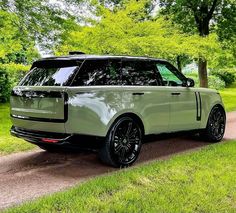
[209, 103, 226, 117]
[106, 112, 145, 137]
[203, 103, 226, 129]
[214, 103, 226, 113]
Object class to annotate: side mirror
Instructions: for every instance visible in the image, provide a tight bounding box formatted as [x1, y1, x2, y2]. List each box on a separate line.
[184, 78, 195, 87]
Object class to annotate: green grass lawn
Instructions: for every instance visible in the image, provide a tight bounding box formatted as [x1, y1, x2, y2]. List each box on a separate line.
[0, 103, 35, 155]
[220, 82, 236, 112]
[5, 141, 236, 213]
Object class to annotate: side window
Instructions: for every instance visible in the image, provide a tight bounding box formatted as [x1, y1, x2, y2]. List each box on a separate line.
[156, 63, 183, 86]
[121, 60, 159, 86]
[71, 59, 121, 86]
[107, 59, 122, 85]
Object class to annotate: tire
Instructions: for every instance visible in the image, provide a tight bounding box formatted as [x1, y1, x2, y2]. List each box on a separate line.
[201, 105, 226, 142]
[99, 116, 143, 167]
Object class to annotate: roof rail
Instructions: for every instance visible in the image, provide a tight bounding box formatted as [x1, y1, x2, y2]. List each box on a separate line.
[69, 51, 85, 55]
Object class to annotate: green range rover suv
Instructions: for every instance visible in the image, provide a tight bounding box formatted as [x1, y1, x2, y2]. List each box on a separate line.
[10, 54, 226, 167]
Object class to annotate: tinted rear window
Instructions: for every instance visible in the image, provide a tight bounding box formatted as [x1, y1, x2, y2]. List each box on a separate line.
[71, 59, 122, 86]
[121, 60, 160, 86]
[20, 60, 83, 86]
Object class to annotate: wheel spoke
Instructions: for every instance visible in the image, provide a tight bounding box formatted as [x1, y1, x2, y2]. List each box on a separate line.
[213, 112, 217, 121]
[119, 147, 126, 161]
[129, 128, 137, 138]
[217, 116, 224, 123]
[126, 143, 132, 152]
[214, 128, 219, 136]
[129, 137, 139, 144]
[114, 136, 119, 143]
[126, 122, 132, 137]
[114, 143, 123, 154]
[216, 111, 221, 119]
[116, 127, 125, 139]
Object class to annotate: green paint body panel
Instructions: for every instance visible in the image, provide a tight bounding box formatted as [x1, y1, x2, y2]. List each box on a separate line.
[10, 85, 224, 137]
[10, 86, 67, 133]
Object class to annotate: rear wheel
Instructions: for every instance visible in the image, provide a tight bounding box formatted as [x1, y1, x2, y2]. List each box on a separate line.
[201, 105, 226, 142]
[99, 117, 143, 167]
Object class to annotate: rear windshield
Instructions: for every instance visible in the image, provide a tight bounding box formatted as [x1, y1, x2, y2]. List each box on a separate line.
[19, 60, 83, 86]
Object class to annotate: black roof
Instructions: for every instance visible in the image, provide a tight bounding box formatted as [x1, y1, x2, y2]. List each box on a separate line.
[37, 54, 168, 62]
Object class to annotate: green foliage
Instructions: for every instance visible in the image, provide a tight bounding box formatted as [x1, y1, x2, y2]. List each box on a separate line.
[0, 0, 92, 51]
[0, 10, 40, 64]
[217, 1, 236, 43]
[159, 0, 236, 37]
[159, 0, 236, 87]
[0, 11, 22, 59]
[0, 0, 235, 89]
[55, 0, 221, 64]
[0, 63, 30, 86]
[211, 68, 236, 87]
[208, 75, 226, 90]
[0, 69, 11, 102]
[0, 63, 30, 102]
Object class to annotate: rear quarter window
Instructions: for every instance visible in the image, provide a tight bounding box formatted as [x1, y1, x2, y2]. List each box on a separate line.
[20, 60, 83, 86]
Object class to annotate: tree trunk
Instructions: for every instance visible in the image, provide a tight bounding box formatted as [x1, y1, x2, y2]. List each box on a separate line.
[176, 55, 182, 72]
[196, 17, 210, 87]
[192, 0, 218, 87]
[198, 58, 208, 88]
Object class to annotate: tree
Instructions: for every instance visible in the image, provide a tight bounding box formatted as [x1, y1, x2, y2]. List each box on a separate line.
[55, 0, 221, 70]
[159, 0, 236, 87]
[0, 11, 22, 59]
[0, 0, 86, 52]
[0, 10, 39, 64]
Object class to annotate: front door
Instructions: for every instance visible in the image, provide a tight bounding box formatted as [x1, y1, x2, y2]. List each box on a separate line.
[156, 62, 200, 132]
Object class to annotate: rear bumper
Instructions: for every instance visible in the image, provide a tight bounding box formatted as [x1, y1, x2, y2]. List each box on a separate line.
[10, 126, 103, 150]
[11, 126, 72, 145]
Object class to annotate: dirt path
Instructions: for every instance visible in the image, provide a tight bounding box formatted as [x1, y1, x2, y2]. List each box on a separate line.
[0, 111, 236, 210]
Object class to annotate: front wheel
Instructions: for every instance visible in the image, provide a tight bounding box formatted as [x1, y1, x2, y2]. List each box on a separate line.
[201, 105, 226, 142]
[99, 117, 143, 167]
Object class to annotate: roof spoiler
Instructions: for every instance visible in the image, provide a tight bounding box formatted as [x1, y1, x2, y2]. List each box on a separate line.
[69, 51, 85, 55]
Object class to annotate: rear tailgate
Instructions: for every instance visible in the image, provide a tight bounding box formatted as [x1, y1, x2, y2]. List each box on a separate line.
[10, 86, 67, 133]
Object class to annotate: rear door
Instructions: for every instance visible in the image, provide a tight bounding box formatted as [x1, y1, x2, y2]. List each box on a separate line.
[10, 60, 81, 133]
[121, 59, 170, 134]
[156, 61, 199, 132]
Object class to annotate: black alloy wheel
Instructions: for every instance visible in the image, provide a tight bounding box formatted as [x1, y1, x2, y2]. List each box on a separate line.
[99, 116, 143, 167]
[202, 105, 226, 142]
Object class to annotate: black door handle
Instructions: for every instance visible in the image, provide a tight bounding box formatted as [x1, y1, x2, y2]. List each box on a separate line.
[171, 92, 181, 96]
[132, 92, 144, 96]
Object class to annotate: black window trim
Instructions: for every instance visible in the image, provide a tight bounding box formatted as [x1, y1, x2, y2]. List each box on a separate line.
[69, 59, 86, 86]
